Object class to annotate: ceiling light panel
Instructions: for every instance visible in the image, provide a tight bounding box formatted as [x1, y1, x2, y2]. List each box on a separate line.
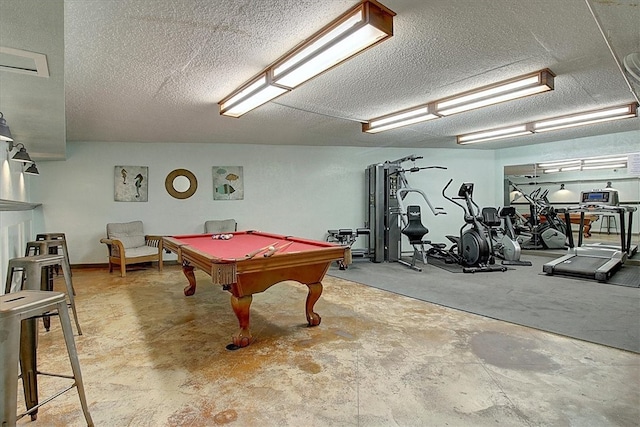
[363, 106, 438, 133]
[437, 70, 554, 116]
[219, 1, 395, 118]
[363, 69, 554, 134]
[457, 103, 638, 145]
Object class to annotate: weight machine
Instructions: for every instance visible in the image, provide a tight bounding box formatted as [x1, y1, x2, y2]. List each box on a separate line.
[366, 155, 446, 270]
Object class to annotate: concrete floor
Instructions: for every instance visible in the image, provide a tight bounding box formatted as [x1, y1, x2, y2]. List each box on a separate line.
[14, 264, 640, 426]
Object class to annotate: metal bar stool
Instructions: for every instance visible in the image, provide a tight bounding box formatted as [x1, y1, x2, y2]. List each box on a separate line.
[0, 290, 93, 426]
[36, 233, 71, 274]
[599, 214, 618, 235]
[5, 253, 82, 336]
[25, 240, 76, 295]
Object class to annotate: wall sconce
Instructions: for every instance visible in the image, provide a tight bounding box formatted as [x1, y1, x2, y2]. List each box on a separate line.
[7, 141, 33, 163]
[24, 163, 39, 175]
[219, 0, 395, 118]
[457, 103, 637, 144]
[363, 69, 554, 133]
[6, 141, 39, 176]
[0, 112, 13, 142]
[560, 183, 565, 190]
[606, 181, 612, 188]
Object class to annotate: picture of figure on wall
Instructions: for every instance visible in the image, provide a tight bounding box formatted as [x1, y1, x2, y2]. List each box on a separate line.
[114, 166, 148, 202]
[213, 166, 244, 200]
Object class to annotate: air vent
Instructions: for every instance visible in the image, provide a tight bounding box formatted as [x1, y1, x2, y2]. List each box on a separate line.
[0, 46, 49, 77]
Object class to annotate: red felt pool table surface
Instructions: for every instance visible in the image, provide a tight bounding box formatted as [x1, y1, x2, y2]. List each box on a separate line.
[162, 230, 350, 349]
[165, 230, 338, 261]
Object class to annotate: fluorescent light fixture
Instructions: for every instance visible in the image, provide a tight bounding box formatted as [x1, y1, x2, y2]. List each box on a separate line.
[534, 104, 637, 132]
[583, 156, 628, 164]
[457, 103, 638, 145]
[538, 160, 581, 168]
[457, 125, 532, 145]
[273, 2, 394, 88]
[364, 69, 554, 134]
[363, 106, 438, 133]
[582, 163, 626, 170]
[219, 1, 395, 117]
[436, 69, 554, 116]
[219, 73, 289, 118]
[537, 154, 629, 174]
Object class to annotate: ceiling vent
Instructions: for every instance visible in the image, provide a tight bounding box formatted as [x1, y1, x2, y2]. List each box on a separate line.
[0, 46, 49, 77]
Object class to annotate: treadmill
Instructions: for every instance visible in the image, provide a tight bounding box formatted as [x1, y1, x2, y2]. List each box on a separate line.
[542, 189, 637, 282]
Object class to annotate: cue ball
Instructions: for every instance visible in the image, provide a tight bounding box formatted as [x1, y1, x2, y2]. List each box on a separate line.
[268, 246, 275, 251]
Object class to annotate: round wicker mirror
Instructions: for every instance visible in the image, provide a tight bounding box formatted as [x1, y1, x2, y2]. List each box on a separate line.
[165, 169, 198, 199]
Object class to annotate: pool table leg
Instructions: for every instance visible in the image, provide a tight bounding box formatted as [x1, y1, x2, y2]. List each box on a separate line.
[305, 282, 323, 326]
[182, 264, 197, 296]
[230, 294, 253, 348]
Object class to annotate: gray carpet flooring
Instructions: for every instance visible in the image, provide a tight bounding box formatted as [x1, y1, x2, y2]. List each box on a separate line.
[328, 254, 640, 353]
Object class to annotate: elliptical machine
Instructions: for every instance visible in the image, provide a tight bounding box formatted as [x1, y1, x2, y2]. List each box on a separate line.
[512, 185, 567, 249]
[442, 179, 507, 273]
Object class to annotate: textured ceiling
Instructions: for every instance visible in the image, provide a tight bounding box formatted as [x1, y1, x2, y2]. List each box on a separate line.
[0, 0, 639, 160]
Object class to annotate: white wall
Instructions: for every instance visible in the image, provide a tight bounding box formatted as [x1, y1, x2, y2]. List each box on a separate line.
[17, 130, 640, 267]
[31, 141, 497, 265]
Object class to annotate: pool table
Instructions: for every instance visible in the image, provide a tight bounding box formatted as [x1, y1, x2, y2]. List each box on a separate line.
[162, 230, 351, 349]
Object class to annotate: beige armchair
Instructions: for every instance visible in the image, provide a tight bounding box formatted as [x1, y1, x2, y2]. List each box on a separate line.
[100, 221, 163, 277]
[204, 219, 237, 234]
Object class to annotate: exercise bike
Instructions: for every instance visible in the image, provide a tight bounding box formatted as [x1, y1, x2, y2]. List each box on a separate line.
[441, 179, 507, 273]
[482, 206, 532, 266]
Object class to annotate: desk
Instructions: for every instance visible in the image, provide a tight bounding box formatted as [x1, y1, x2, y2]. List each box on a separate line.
[163, 231, 350, 349]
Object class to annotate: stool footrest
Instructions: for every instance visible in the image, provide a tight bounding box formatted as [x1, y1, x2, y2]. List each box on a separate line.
[18, 384, 77, 421]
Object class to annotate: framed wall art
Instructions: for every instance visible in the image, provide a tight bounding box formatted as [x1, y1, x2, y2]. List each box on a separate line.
[114, 166, 148, 202]
[212, 166, 244, 200]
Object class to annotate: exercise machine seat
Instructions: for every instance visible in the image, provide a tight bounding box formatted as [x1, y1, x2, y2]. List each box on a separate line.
[481, 207, 501, 227]
[499, 206, 516, 218]
[402, 205, 429, 245]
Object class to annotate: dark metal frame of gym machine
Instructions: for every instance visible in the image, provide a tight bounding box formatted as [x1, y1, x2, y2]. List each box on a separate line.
[542, 205, 636, 282]
[366, 158, 404, 264]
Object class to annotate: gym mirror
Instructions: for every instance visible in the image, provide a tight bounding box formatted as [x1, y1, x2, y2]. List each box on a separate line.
[165, 169, 198, 199]
[503, 161, 639, 248]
